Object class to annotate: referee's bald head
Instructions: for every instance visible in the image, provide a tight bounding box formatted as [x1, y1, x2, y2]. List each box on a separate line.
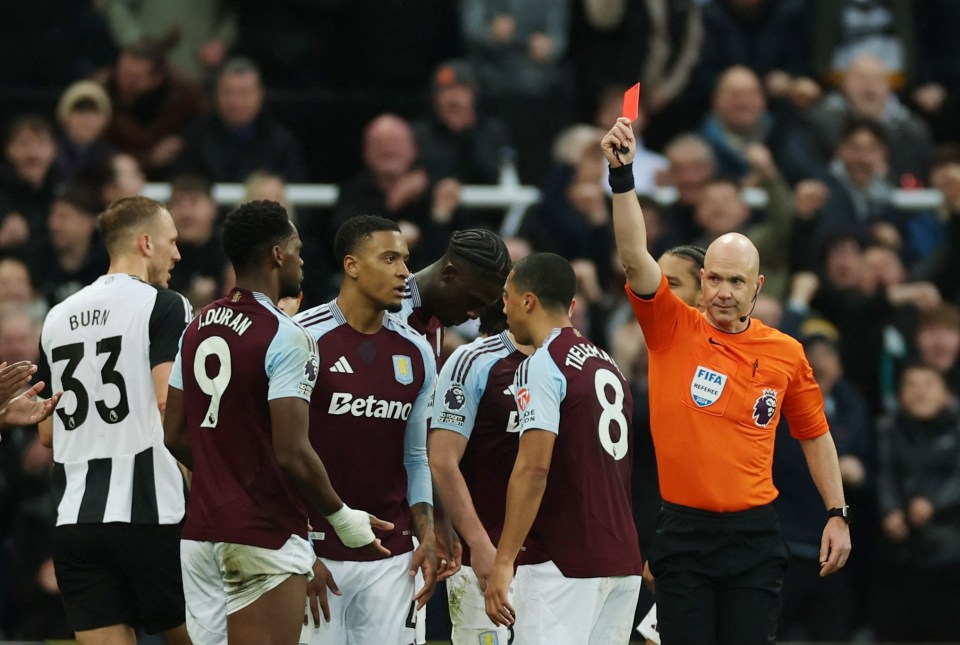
[705, 233, 760, 279]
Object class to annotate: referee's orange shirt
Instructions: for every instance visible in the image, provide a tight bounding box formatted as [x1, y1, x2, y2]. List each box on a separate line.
[627, 276, 829, 512]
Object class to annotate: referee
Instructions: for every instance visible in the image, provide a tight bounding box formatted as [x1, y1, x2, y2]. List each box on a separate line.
[602, 118, 850, 644]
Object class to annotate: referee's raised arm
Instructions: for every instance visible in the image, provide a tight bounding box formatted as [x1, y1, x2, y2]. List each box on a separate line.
[601, 117, 663, 297]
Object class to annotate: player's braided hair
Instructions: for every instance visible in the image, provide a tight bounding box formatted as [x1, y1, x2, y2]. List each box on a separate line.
[477, 299, 508, 337]
[663, 245, 706, 271]
[446, 229, 511, 282]
[222, 200, 294, 272]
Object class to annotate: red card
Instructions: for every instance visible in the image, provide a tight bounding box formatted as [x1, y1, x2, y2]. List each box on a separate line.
[622, 83, 641, 121]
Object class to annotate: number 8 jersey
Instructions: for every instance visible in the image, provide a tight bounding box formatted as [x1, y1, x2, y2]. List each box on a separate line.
[512, 327, 642, 578]
[39, 274, 192, 526]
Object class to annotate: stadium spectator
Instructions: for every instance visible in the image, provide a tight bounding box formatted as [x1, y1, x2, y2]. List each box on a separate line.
[0, 116, 60, 256]
[95, 34, 206, 179]
[53, 81, 114, 183]
[912, 303, 960, 397]
[873, 364, 960, 642]
[803, 53, 933, 183]
[32, 184, 108, 307]
[167, 175, 228, 311]
[654, 133, 716, 249]
[102, 0, 237, 81]
[175, 57, 306, 183]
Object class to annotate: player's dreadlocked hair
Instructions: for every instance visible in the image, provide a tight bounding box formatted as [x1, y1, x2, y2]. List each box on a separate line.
[663, 245, 706, 271]
[222, 200, 294, 272]
[333, 215, 401, 265]
[446, 229, 511, 283]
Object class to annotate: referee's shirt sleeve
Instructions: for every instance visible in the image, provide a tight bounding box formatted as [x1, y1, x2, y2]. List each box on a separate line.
[149, 290, 193, 367]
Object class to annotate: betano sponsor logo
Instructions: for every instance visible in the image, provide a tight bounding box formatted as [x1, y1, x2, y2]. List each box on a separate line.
[327, 392, 412, 420]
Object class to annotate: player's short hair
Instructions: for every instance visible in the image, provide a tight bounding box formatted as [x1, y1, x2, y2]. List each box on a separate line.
[333, 215, 401, 265]
[98, 195, 166, 255]
[663, 244, 707, 272]
[222, 200, 293, 272]
[511, 253, 575, 311]
[446, 229, 511, 284]
[478, 299, 508, 336]
[170, 174, 212, 198]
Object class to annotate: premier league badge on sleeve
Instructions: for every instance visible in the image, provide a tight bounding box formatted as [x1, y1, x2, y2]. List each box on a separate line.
[444, 384, 466, 410]
[392, 355, 414, 385]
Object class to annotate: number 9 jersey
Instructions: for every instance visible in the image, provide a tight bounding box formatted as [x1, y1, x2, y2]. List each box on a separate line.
[512, 327, 642, 578]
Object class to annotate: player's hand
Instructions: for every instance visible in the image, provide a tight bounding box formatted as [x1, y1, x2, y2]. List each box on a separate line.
[469, 539, 496, 590]
[305, 558, 340, 627]
[642, 560, 656, 594]
[0, 361, 37, 408]
[600, 118, 636, 168]
[819, 517, 851, 577]
[2, 382, 63, 428]
[410, 537, 438, 610]
[484, 561, 516, 627]
[365, 514, 395, 557]
[435, 524, 462, 582]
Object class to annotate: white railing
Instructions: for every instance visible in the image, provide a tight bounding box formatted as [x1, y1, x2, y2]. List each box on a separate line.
[144, 183, 946, 237]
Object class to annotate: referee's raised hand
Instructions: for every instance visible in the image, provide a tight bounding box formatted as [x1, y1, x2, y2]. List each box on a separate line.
[600, 117, 636, 167]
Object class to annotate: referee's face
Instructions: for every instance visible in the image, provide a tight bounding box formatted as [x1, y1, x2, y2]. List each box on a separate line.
[148, 209, 181, 288]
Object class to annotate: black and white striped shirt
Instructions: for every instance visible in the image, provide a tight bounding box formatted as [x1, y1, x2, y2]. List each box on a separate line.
[39, 274, 192, 525]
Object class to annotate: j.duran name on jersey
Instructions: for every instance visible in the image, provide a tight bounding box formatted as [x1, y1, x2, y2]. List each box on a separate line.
[691, 366, 727, 407]
[328, 392, 412, 420]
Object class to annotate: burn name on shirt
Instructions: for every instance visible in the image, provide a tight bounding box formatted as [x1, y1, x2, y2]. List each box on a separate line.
[564, 342, 621, 374]
[69, 309, 109, 330]
[196, 307, 252, 336]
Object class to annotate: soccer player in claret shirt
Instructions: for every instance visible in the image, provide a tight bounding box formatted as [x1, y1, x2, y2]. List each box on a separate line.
[164, 201, 390, 645]
[485, 252, 643, 645]
[429, 302, 533, 644]
[294, 215, 438, 645]
[397, 228, 511, 358]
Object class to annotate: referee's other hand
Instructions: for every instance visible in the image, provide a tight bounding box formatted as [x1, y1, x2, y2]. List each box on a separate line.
[819, 518, 851, 576]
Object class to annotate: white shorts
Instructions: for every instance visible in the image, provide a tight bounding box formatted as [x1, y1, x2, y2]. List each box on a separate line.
[299, 552, 417, 645]
[446, 564, 517, 645]
[514, 560, 641, 645]
[181, 535, 315, 645]
[636, 603, 660, 644]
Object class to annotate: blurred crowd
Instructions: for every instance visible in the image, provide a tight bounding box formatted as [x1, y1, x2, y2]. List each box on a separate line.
[1, 0, 960, 641]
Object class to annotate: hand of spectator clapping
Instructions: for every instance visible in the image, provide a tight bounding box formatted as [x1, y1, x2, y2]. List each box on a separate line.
[149, 135, 184, 167]
[744, 143, 778, 184]
[789, 77, 822, 110]
[431, 178, 461, 224]
[528, 33, 554, 63]
[907, 496, 934, 528]
[912, 83, 947, 114]
[882, 509, 909, 542]
[794, 180, 830, 219]
[0, 212, 30, 249]
[838, 455, 865, 488]
[385, 169, 429, 212]
[490, 14, 516, 43]
[788, 271, 819, 306]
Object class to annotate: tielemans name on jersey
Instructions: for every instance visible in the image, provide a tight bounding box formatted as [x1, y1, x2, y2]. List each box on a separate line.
[564, 342, 620, 373]
[196, 307, 253, 336]
[327, 392, 413, 420]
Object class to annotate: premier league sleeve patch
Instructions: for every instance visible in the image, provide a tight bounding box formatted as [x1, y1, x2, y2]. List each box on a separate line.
[690, 365, 727, 407]
[393, 354, 414, 385]
[444, 384, 466, 410]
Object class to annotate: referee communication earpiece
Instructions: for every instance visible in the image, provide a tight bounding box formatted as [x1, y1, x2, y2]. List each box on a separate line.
[739, 286, 760, 323]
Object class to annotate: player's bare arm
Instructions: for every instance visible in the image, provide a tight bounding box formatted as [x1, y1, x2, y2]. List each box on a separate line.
[429, 429, 495, 582]
[270, 396, 394, 555]
[601, 117, 663, 296]
[799, 432, 851, 576]
[485, 429, 556, 627]
[152, 361, 175, 419]
[162, 386, 192, 469]
[410, 502, 438, 609]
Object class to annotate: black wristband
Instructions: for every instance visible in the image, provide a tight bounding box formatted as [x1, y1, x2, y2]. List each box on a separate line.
[608, 162, 635, 194]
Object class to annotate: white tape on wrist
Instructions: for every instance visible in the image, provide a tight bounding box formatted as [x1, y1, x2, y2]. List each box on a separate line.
[325, 504, 375, 548]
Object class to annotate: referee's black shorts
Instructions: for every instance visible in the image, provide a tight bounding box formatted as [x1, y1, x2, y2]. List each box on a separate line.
[649, 501, 790, 645]
[54, 522, 185, 634]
